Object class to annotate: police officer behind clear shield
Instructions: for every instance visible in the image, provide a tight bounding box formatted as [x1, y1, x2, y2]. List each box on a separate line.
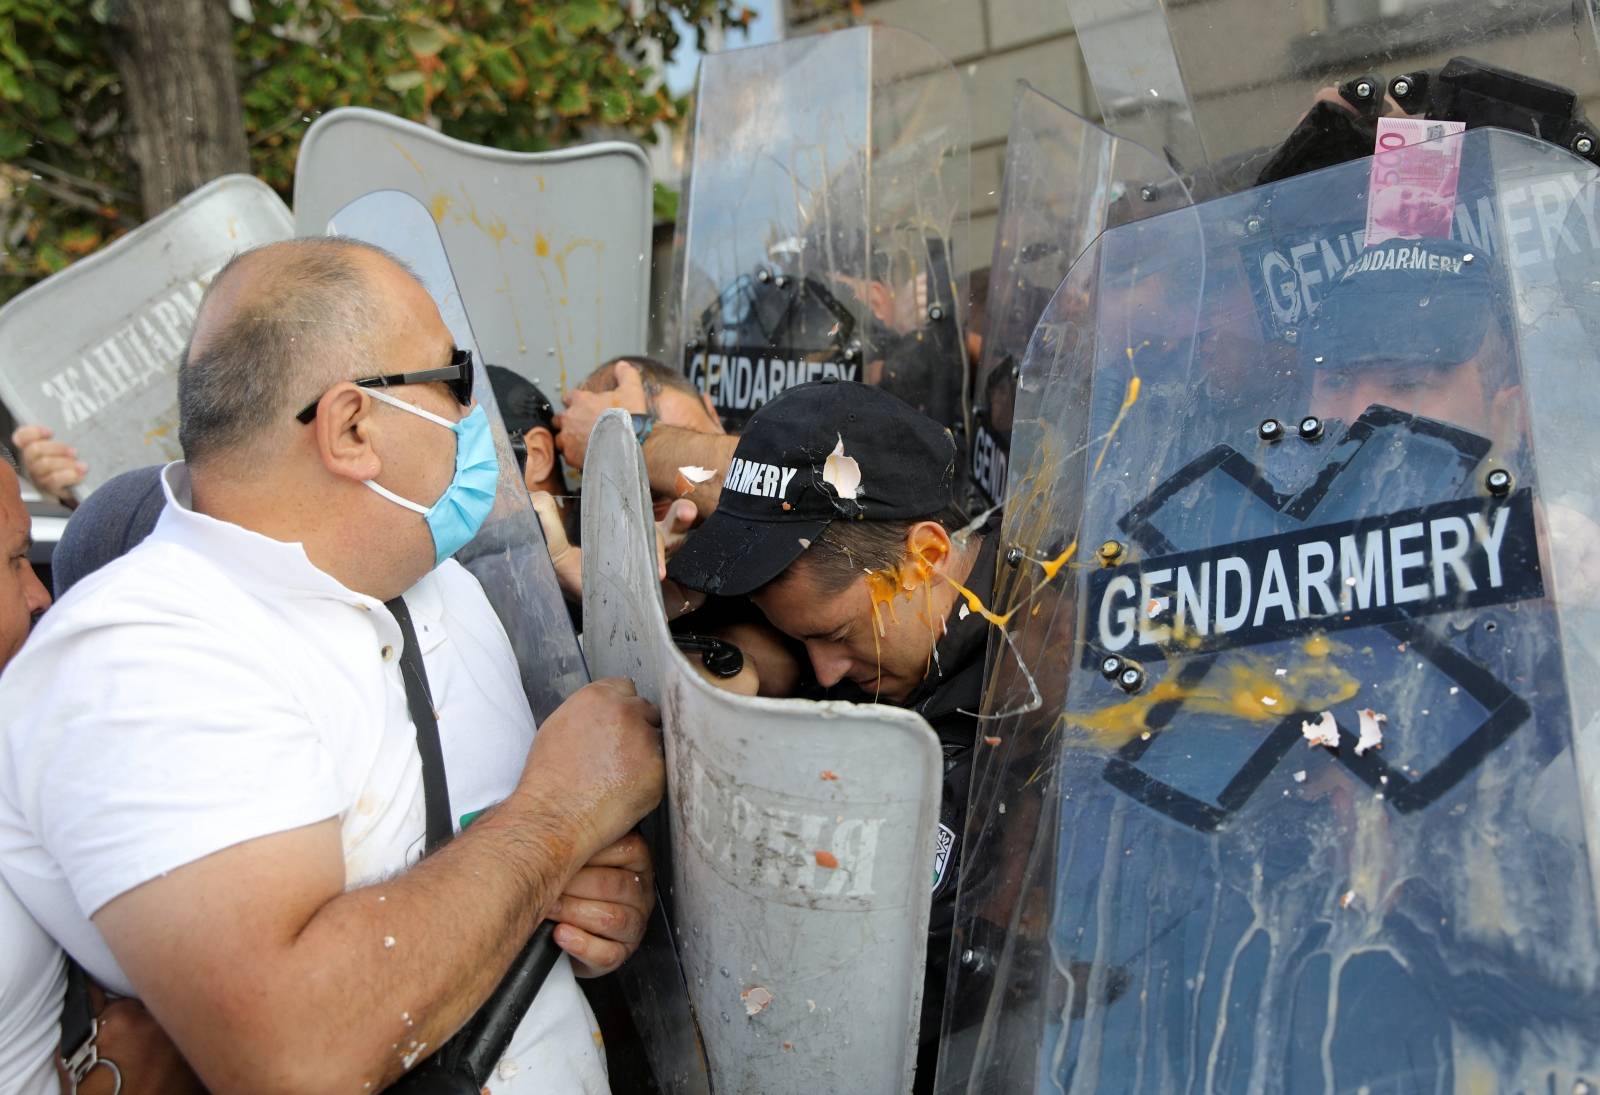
[665, 379, 989, 1094]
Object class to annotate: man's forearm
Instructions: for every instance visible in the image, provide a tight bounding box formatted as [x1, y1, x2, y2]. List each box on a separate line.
[101, 783, 594, 1095]
[294, 789, 583, 1087]
[643, 425, 739, 515]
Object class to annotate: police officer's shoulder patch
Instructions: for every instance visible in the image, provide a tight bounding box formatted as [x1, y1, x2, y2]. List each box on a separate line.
[932, 822, 956, 893]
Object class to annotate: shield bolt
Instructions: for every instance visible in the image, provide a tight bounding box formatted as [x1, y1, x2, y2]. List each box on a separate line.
[685, 336, 703, 353]
[928, 303, 945, 321]
[1005, 546, 1024, 568]
[1117, 663, 1146, 693]
[844, 340, 862, 364]
[1392, 77, 1411, 98]
[1245, 214, 1263, 235]
[756, 267, 772, 283]
[1298, 415, 1324, 441]
[774, 273, 791, 289]
[1282, 326, 1299, 344]
[1097, 539, 1125, 566]
[1258, 418, 1284, 442]
[1140, 184, 1160, 202]
[1355, 80, 1374, 100]
[1578, 135, 1596, 156]
[1485, 468, 1513, 497]
[1100, 654, 1124, 680]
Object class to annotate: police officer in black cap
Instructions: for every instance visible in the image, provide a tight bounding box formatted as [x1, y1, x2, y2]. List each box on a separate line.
[666, 379, 989, 1091]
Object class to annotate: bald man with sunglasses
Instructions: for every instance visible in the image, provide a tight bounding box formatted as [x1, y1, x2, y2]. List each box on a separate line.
[0, 239, 664, 1094]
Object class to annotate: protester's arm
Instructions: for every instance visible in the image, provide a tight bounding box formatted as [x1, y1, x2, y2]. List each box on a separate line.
[643, 426, 739, 516]
[91, 677, 661, 1095]
[9, 426, 84, 508]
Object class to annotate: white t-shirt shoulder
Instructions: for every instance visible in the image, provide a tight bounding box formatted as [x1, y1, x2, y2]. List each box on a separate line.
[0, 467, 606, 1092]
[0, 875, 64, 1095]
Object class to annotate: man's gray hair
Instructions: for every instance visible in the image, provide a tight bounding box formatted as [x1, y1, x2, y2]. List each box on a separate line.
[177, 236, 404, 466]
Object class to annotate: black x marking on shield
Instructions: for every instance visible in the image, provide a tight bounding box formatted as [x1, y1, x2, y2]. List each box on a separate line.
[1097, 406, 1534, 833]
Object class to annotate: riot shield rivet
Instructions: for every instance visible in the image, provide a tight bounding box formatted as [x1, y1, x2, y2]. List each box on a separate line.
[1485, 468, 1513, 497]
[756, 267, 772, 283]
[1245, 215, 1263, 235]
[1392, 78, 1411, 98]
[1258, 418, 1284, 442]
[1097, 539, 1125, 565]
[774, 273, 791, 289]
[1354, 81, 1374, 100]
[844, 340, 862, 364]
[1140, 184, 1160, 202]
[961, 949, 976, 965]
[1578, 135, 1595, 155]
[1100, 654, 1125, 679]
[1282, 327, 1299, 344]
[1005, 546, 1024, 567]
[686, 336, 703, 352]
[1298, 415, 1324, 441]
[928, 303, 945, 321]
[1117, 664, 1146, 693]
[1462, 252, 1475, 264]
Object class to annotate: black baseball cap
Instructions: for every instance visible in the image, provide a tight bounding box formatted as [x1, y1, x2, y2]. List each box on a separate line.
[1301, 237, 1506, 370]
[667, 380, 957, 595]
[487, 364, 556, 437]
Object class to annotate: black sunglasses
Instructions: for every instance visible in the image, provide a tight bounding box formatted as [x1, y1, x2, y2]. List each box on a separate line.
[295, 348, 475, 424]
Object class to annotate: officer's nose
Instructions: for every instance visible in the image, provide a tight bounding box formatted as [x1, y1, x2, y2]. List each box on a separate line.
[806, 643, 852, 689]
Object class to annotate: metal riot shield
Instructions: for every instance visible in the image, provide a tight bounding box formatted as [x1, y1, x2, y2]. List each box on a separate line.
[1066, 0, 1600, 198]
[939, 126, 1600, 1092]
[0, 176, 292, 499]
[296, 108, 652, 400]
[672, 27, 971, 433]
[583, 409, 945, 1094]
[324, 189, 585, 721]
[970, 83, 1188, 507]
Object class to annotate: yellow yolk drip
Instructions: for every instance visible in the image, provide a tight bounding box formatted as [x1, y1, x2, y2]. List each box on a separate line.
[942, 573, 1017, 627]
[1039, 540, 1078, 583]
[1067, 642, 1358, 749]
[1092, 373, 1143, 475]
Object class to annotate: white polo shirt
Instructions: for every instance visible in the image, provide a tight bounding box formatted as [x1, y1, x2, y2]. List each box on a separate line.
[0, 463, 607, 1093]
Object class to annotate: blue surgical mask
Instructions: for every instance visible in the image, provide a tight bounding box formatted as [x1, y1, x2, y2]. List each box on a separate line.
[363, 388, 500, 566]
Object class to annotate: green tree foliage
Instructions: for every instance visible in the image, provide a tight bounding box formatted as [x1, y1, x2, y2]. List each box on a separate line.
[0, 0, 750, 299]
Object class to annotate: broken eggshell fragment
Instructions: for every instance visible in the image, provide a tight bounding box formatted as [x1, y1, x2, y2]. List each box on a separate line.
[822, 434, 862, 500]
[1355, 708, 1387, 755]
[1301, 710, 1339, 749]
[741, 985, 774, 1017]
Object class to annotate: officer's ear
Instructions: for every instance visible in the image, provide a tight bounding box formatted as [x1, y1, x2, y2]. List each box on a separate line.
[523, 426, 558, 492]
[902, 521, 954, 590]
[313, 384, 382, 484]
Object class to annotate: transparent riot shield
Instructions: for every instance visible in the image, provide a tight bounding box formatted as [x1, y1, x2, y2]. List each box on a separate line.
[970, 83, 1189, 507]
[583, 409, 945, 1094]
[297, 108, 653, 402]
[672, 26, 971, 433]
[1067, 0, 1600, 197]
[939, 126, 1600, 1092]
[325, 190, 585, 722]
[0, 176, 292, 498]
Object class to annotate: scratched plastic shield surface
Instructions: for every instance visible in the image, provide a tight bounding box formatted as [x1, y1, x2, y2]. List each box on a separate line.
[296, 108, 651, 401]
[582, 409, 944, 1094]
[1065, 0, 1600, 198]
[326, 190, 586, 722]
[970, 83, 1188, 507]
[0, 175, 292, 498]
[938, 127, 1600, 1093]
[672, 26, 970, 431]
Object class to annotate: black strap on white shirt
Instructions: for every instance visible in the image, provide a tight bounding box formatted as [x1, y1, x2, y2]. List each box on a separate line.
[386, 597, 453, 854]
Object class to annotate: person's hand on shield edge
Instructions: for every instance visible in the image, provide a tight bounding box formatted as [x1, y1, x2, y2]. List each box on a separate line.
[11, 425, 85, 508]
[547, 831, 656, 978]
